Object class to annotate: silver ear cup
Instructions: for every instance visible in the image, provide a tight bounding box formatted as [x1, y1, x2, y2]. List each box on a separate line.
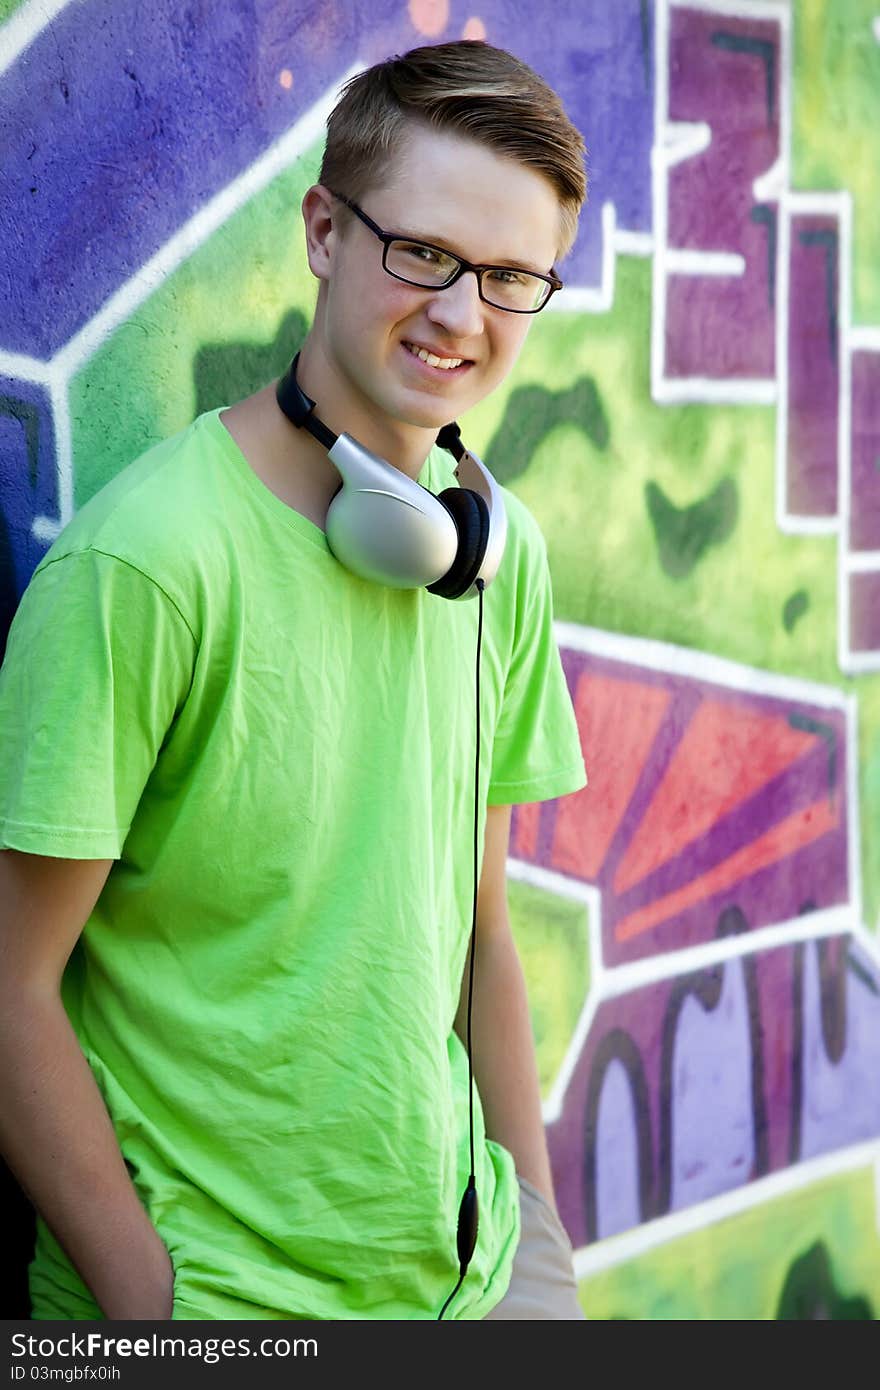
[326, 434, 459, 588]
[275, 355, 507, 596]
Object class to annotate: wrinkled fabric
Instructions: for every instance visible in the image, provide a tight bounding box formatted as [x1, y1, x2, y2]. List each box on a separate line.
[0, 410, 586, 1319]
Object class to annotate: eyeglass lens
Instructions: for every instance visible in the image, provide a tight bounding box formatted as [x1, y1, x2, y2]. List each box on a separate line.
[385, 239, 552, 312]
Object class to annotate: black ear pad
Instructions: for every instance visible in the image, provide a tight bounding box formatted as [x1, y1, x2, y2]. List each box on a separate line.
[427, 488, 491, 599]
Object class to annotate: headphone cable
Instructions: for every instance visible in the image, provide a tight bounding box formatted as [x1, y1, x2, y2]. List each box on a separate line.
[437, 575, 484, 1320]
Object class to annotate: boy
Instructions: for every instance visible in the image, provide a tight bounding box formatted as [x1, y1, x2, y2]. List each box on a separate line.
[0, 40, 587, 1320]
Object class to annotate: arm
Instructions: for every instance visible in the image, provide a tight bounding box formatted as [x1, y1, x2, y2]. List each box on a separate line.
[453, 803, 557, 1211]
[0, 849, 174, 1319]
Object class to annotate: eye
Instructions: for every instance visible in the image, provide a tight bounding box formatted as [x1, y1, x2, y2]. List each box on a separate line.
[486, 267, 531, 287]
[399, 241, 444, 265]
[397, 240, 453, 269]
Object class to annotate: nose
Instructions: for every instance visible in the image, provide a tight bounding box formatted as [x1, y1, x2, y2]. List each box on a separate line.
[425, 269, 485, 340]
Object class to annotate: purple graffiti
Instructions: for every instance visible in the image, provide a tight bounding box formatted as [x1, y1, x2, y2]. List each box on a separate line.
[515, 0, 655, 286]
[849, 572, 880, 653]
[850, 351, 880, 552]
[516, 647, 851, 969]
[2, 0, 397, 359]
[548, 934, 880, 1249]
[669, 958, 754, 1208]
[800, 940, 880, 1158]
[0, 378, 57, 634]
[2, 0, 653, 362]
[786, 216, 840, 517]
[594, 1057, 643, 1239]
[1, 0, 655, 616]
[664, 8, 780, 379]
[394, 0, 657, 288]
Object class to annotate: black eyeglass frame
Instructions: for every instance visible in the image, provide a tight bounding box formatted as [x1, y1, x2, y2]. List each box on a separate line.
[330, 192, 563, 314]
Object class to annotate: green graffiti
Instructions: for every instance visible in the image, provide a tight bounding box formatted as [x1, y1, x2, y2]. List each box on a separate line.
[578, 1165, 880, 1319]
[793, 0, 880, 324]
[507, 876, 590, 1099]
[70, 144, 321, 505]
[644, 477, 738, 579]
[782, 589, 809, 632]
[776, 1240, 873, 1320]
[193, 309, 308, 418]
[483, 379, 609, 486]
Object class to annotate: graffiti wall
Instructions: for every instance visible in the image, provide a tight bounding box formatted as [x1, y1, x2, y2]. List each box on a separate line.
[2, 0, 879, 1319]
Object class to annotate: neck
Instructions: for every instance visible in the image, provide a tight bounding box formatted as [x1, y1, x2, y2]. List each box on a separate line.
[218, 336, 445, 535]
[293, 336, 438, 481]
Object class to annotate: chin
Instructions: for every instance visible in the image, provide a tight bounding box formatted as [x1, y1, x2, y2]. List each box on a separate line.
[400, 402, 461, 430]
[396, 384, 483, 430]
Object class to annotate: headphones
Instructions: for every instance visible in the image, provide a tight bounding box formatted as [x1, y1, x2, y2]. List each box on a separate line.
[275, 354, 507, 599]
[276, 353, 507, 1317]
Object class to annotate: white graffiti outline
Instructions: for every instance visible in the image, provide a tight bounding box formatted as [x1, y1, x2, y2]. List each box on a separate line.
[515, 618, 880, 1268]
[774, 189, 847, 547]
[0, 0, 76, 80]
[573, 1137, 880, 1281]
[554, 619, 864, 930]
[3, 0, 877, 1290]
[547, 202, 618, 314]
[0, 45, 363, 542]
[522, 626, 880, 1270]
[546, 202, 658, 316]
[555, 617, 853, 709]
[651, 0, 790, 408]
[652, 2, 880, 673]
[557, 0, 879, 672]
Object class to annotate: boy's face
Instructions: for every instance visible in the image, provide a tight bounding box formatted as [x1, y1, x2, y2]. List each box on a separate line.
[311, 125, 563, 435]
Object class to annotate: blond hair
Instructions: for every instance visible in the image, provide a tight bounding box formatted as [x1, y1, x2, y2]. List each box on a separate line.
[319, 41, 587, 258]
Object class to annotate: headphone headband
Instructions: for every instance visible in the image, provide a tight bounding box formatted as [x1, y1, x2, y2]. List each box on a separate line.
[275, 356, 337, 451]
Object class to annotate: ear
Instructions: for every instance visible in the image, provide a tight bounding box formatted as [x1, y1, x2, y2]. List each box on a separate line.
[301, 184, 339, 282]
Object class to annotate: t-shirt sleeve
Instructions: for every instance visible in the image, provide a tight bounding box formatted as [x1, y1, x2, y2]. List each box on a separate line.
[0, 548, 195, 858]
[487, 522, 586, 807]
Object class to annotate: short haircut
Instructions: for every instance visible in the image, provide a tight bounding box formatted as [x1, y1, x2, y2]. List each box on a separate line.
[319, 40, 587, 259]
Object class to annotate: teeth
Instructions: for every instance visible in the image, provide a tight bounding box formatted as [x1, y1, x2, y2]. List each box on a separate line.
[405, 342, 463, 370]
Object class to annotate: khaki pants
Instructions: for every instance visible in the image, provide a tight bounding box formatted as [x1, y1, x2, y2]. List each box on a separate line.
[485, 1176, 585, 1320]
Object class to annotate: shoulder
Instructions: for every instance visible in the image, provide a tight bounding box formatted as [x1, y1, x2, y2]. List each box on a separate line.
[491, 484, 552, 631]
[497, 484, 547, 566]
[32, 412, 234, 617]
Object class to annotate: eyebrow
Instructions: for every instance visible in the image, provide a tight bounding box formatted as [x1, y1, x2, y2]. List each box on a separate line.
[390, 224, 549, 276]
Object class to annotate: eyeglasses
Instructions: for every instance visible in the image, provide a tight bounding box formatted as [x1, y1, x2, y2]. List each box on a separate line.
[330, 193, 563, 314]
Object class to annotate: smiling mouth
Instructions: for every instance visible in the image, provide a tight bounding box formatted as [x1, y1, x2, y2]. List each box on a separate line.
[402, 340, 468, 371]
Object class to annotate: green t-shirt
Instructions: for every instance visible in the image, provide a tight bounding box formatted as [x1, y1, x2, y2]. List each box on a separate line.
[0, 410, 586, 1320]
